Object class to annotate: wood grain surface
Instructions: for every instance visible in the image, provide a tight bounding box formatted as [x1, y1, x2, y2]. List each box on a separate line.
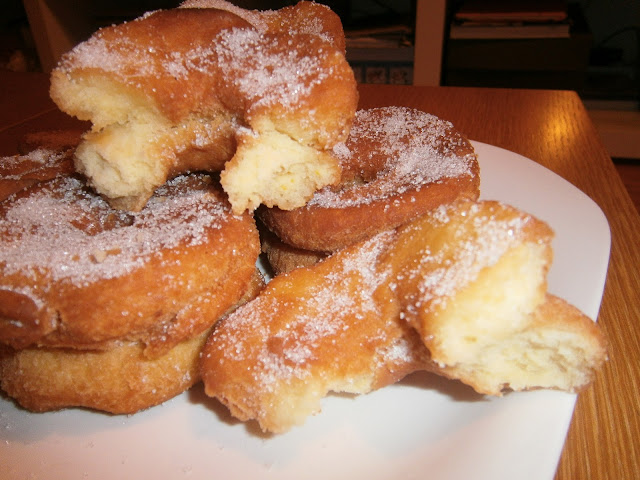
[614, 161, 640, 213]
[1, 72, 639, 479]
[358, 84, 640, 480]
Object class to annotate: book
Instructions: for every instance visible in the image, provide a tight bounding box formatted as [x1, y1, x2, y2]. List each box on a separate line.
[450, 21, 570, 39]
[454, 0, 568, 23]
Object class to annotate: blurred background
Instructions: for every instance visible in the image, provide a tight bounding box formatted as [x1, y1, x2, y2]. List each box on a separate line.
[1, 0, 638, 207]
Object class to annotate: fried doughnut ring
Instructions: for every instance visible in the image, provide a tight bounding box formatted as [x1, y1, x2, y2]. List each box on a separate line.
[0, 269, 265, 414]
[201, 232, 432, 434]
[0, 329, 212, 414]
[0, 173, 260, 357]
[50, 1, 357, 213]
[381, 200, 607, 395]
[259, 107, 480, 252]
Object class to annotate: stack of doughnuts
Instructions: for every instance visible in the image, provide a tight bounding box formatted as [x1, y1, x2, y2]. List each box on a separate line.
[0, 172, 261, 413]
[2, 0, 357, 412]
[0, 0, 607, 432]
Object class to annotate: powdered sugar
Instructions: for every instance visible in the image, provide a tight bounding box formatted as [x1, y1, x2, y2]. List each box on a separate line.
[214, 27, 332, 111]
[309, 107, 476, 208]
[61, 35, 153, 78]
[0, 175, 231, 287]
[58, 5, 340, 114]
[404, 202, 537, 311]
[209, 231, 399, 392]
[0, 149, 69, 181]
[179, 0, 267, 30]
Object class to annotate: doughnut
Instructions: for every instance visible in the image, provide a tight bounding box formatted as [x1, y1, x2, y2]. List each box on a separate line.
[259, 223, 327, 275]
[258, 106, 480, 252]
[0, 148, 75, 201]
[200, 231, 432, 434]
[50, 1, 358, 212]
[0, 173, 260, 356]
[381, 199, 607, 395]
[0, 328, 212, 414]
[0, 269, 265, 414]
[202, 199, 607, 432]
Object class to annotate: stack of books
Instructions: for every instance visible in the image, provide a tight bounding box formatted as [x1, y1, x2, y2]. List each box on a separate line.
[450, 0, 571, 40]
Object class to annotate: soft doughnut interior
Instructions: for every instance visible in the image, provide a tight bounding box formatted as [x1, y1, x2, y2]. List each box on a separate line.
[220, 129, 340, 213]
[426, 243, 551, 366]
[436, 294, 608, 395]
[383, 200, 606, 395]
[75, 114, 235, 210]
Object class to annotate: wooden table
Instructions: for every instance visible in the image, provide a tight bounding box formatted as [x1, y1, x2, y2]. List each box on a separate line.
[2, 71, 639, 479]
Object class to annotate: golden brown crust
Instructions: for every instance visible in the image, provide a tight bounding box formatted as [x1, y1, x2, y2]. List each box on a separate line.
[0, 174, 260, 356]
[50, 1, 357, 213]
[381, 200, 606, 395]
[201, 231, 432, 433]
[259, 107, 480, 251]
[0, 269, 264, 414]
[0, 148, 75, 202]
[0, 329, 210, 414]
[0, 270, 265, 414]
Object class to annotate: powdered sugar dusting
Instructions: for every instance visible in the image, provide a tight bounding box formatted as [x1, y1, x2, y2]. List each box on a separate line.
[0, 175, 231, 287]
[210, 231, 398, 392]
[214, 28, 332, 111]
[309, 107, 476, 208]
[0, 149, 69, 181]
[403, 202, 536, 311]
[58, 7, 340, 118]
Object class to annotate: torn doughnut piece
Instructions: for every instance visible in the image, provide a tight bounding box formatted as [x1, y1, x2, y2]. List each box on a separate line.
[201, 200, 606, 432]
[382, 200, 608, 395]
[200, 231, 432, 434]
[50, 1, 358, 213]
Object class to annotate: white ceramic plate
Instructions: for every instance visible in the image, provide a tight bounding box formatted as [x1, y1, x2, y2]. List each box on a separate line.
[0, 142, 611, 480]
